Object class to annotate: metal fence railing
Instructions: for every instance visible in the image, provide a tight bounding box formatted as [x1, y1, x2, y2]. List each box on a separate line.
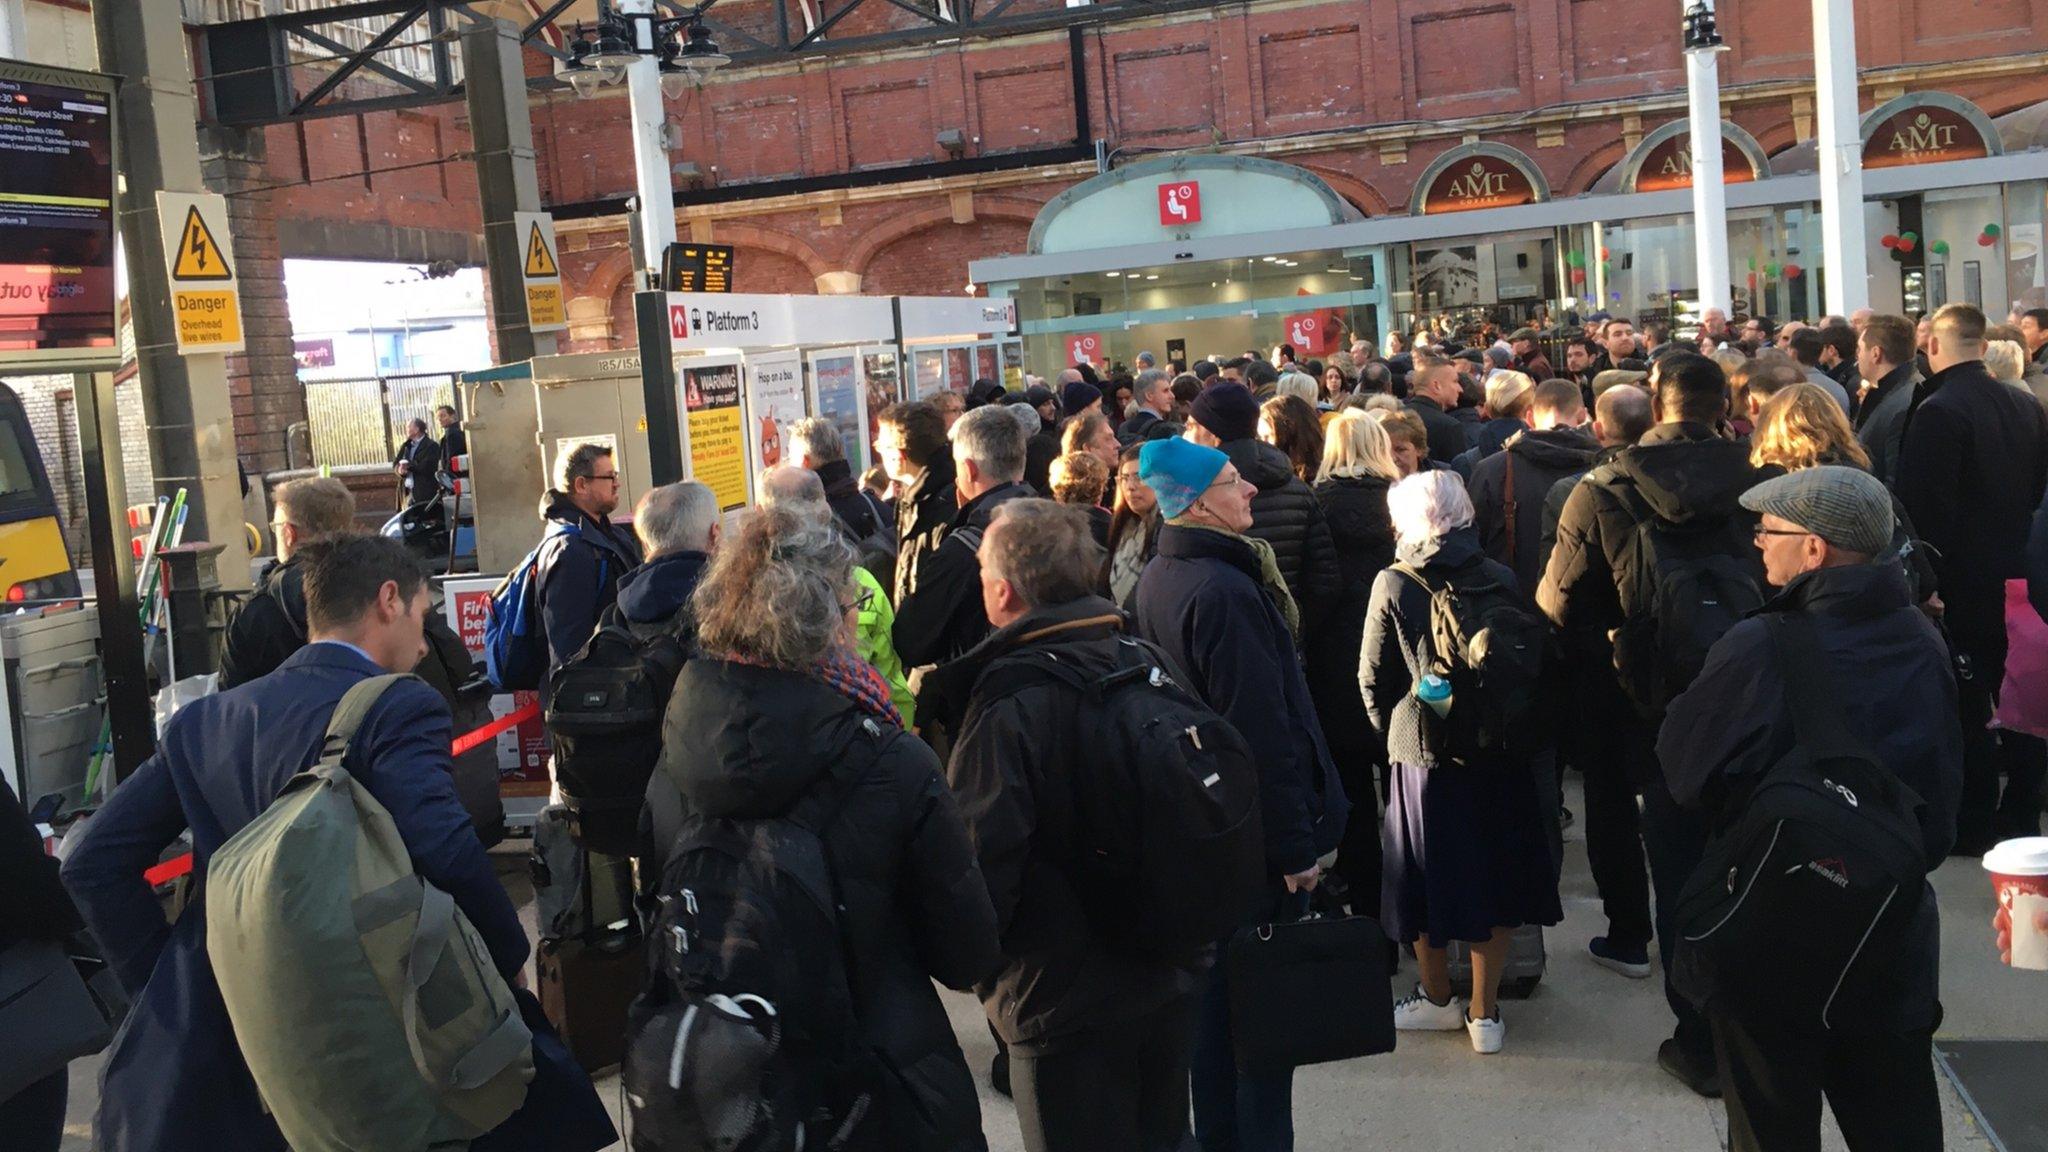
[302, 372, 458, 469]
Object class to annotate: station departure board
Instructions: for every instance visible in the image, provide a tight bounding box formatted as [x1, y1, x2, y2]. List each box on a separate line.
[0, 63, 118, 365]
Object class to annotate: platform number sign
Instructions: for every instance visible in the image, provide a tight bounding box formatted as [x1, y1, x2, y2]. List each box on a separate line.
[514, 211, 568, 332]
[156, 192, 245, 353]
[1158, 181, 1201, 227]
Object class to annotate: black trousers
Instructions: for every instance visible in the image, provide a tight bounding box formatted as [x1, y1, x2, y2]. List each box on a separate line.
[1642, 785, 1715, 1068]
[0, 1068, 67, 1152]
[1995, 731, 2046, 840]
[1578, 709, 1653, 950]
[1713, 1016, 1943, 1152]
[1948, 586, 2009, 851]
[1010, 997, 1198, 1152]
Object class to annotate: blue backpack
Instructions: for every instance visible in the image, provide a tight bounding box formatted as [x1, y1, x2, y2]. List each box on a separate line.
[484, 523, 600, 691]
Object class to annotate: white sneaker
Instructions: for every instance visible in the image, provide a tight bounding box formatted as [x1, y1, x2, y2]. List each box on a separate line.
[1465, 1010, 1505, 1054]
[1392, 985, 1466, 1031]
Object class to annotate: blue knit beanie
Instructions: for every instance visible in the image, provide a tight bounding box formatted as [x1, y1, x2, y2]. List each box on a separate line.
[1140, 437, 1229, 521]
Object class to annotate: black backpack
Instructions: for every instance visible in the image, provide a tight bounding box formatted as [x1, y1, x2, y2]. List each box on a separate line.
[842, 491, 898, 596]
[1611, 496, 1764, 718]
[1672, 616, 1929, 1028]
[976, 636, 1264, 958]
[1391, 562, 1550, 757]
[541, 604, 693, 855]
[623, 722, 885, 1152]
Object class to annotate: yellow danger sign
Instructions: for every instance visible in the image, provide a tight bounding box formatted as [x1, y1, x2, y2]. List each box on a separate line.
[524, 222, 559, 277]
[513, 211, 568, 333]
[157, 192, 246, 354]
[171, 206, 234, 281]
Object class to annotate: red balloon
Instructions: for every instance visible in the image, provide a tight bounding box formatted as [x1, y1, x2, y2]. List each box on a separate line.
[1880, 234, 1899, 249]
[1979, 233, 1997, 247]
[1782, 263, 1803, 279]
[1897, 238, 1916, 253]
[1570, 267, 1587, 283]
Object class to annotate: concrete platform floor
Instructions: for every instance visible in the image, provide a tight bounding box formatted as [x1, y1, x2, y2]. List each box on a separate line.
[60, 780, 2042, 1150]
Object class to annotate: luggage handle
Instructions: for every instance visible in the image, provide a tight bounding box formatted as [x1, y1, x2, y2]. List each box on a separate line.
[402, 884, 530, 1093]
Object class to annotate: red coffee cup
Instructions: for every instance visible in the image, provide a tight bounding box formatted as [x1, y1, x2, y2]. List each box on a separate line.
[1983, 837, 2048, 970]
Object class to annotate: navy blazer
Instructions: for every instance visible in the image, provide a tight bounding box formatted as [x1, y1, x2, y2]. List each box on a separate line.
[61, 643, 611, 1152]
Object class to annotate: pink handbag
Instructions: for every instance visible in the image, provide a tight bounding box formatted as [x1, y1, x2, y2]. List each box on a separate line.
[1994, 580, 2048, 738]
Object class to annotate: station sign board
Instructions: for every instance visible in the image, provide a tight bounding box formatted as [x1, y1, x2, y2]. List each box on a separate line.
[156, 191, 245, 353]
[514, 210, 567, 331]
[0, 63, 119, 368]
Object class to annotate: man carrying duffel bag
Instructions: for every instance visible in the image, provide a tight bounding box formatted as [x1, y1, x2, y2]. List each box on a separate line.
[61, 535, 616, 1152]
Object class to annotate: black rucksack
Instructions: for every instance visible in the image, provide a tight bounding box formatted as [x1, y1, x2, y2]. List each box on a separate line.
[976, 636, 1264, 958]
[1392, 562, 1550, 757]
[1612, 495, 1764, 718]
[541, 604, 693, 855]
[1672, 616, 1929, 1028]
[842, 491, 897, 596]
[623, 722, 885, 1152]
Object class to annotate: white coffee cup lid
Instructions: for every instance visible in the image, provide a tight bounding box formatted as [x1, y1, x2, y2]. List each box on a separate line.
[1983, 837, 2048, 876]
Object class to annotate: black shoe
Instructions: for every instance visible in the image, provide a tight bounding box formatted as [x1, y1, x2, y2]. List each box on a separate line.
[1657, 1038, 1721, 1098]
[990, 1050, 1011, 1099]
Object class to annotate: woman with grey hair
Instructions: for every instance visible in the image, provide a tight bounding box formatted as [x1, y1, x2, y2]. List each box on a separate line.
[641, 504, 1001, 1150]
[1359, 470, 1561, 1056]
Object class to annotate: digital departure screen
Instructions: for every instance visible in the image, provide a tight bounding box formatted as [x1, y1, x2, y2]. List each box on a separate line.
[0, 67, 117, 361]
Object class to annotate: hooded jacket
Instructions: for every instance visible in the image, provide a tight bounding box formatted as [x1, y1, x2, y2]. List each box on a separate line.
[893, 480, 1035, 674]
[931, 599, 1204, 1054]
[536, 492, 643, 668]
[1448, 416, 1527, 477]
[893, 456, 958, 607]
[1853, 362, 1918, 487]
[1219, 436, 1343, 627]
[1538, 422, 1763, 708]
[1133, 524, 1348, 878]
[1658, 561, 1959, 1033]
[644, 660, 1000, 1152]
[1469, 426, 1600, 594]
[817, 457, 885, 544]
[610, 549, 708, 627]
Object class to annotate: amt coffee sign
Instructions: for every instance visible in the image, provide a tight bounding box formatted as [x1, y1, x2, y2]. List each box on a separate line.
[1864, 104, 1993, 169]
[666, 292, 796, 349]
[1413, 146, 1547, 216]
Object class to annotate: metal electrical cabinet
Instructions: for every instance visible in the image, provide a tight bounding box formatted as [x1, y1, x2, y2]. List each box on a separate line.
[0, 604, 104, 816]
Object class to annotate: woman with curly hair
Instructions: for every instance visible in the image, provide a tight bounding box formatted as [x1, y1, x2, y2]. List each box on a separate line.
[1259, 393, 1325, 483]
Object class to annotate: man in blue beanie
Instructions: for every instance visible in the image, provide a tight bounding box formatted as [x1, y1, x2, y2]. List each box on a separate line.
[1185, 383, 1341, 629]
[1132, 436, 1348, 1152]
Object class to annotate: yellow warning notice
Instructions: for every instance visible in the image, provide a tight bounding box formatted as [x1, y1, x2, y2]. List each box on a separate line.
[524, 223, 558, 277]
[525, 283, 564, 328]
[171, 206, 234, 281]
[171, 289, 243, 347]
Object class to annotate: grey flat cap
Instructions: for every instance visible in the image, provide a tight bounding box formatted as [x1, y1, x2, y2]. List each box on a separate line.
[1739, 465, 1894, 555]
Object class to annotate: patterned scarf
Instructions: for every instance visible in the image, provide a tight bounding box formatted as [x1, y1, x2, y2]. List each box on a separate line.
[1180, 522, 1301, 638]
[813, 647, 904, 728]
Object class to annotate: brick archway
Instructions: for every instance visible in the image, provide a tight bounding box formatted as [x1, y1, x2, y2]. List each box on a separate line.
[1300, 166, 1388, 217]
[1563, 140, 1630, 197]
[845, 195, 1041, 282]
[569, 221, 834, 300]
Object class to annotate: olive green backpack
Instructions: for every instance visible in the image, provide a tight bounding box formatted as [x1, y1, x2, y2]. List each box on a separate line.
[208, 674, 534, 1151]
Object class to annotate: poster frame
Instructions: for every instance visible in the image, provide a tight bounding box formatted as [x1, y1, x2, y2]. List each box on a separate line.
[807, 345, 869, 476]
[678, 352, 751, 512]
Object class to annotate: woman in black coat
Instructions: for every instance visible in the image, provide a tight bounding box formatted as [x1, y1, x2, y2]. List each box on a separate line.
[1361, 471, 1561, 1056]
[0, 779, 85, 1151]
[1308, 411, 1400, 916]
[643, 505, 1002, 1151]
[1102, 441, 1162, 611]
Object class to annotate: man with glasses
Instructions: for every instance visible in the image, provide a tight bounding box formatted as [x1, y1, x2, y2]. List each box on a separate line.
[537, 441, 643, 670]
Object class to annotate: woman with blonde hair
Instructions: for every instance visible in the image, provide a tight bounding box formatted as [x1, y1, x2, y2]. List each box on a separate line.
[1749, 381, 1870, 472]
[1309, 412, 1401, 920]
[646, 504, 1000, 1150]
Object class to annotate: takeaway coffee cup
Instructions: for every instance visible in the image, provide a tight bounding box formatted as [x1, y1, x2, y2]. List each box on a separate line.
[1983, 837, 2048, 971]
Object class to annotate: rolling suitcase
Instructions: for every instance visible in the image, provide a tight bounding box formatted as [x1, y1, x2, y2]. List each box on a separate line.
[1445, 924, 1545, 999]
[537, 934, 647, 1074]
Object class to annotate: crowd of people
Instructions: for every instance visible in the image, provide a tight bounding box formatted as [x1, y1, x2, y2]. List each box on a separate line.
[12, 298, 2048, 1152]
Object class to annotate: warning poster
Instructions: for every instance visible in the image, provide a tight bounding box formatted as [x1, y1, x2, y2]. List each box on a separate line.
[683, 360, 748, 511]
[156, 191, 246, 354]
[442, 579, 550, 797]
[513, 210, 566, 332]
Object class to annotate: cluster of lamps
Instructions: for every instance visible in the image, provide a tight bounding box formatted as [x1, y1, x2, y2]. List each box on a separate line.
[559, 2, 730, 101]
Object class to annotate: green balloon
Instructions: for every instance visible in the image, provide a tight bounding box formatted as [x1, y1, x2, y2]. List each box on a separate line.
[1984, 223, 2003, 238]
[1566, 251, 1585, 268]
[1931, 240, 1950, 255]
[1900, 231, 1918, 243]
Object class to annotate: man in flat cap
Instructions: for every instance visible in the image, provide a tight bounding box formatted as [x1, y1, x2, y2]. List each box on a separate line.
[1656, 465, 1962, 1152]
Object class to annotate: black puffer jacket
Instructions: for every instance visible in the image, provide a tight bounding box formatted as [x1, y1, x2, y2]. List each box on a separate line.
[1468, 426, 1599, 594]
[1220, 437, 1342, 627]
[894, 481, 1035, 674]
[644, 660, 1001, 1152]
[932, 599, 1204, 1055]
[1307, 473, 1396, 764]
[818, 457, 884, 543]
[1362, 526, 1521, 769]
[894, 457, 958, 608]
[1538, 422, 1763, 721]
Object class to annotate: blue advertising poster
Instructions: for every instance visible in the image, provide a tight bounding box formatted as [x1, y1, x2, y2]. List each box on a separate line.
[808, 348, 866, 474]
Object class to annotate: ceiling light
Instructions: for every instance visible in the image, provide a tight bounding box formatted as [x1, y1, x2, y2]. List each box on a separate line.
[587, 30, 639, 75]
[1105, 271, 1121, 277]
[676, 23, 729, 75]
[565, 65, 606, 99]
[1326, 265, 1346, 274]
[1144, 274, 1159, 280]
[659, 60, 693, 99]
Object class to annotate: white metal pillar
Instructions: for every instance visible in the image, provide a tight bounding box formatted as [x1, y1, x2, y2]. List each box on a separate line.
[1684, 1, 1730, 314]
[1813, 0, 1868, 314]
[618, 0, 676, 287]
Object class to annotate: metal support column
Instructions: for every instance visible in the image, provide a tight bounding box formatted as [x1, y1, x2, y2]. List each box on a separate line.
[75, 371, 154, 779]
[463, 16, 560, 363]
[637, 291, 686, 484]
[92, 0, 253, 588]
[1683, 0, 1731, 314]
[1813, 0, 1869, 315]
[619, 0, 677, 288]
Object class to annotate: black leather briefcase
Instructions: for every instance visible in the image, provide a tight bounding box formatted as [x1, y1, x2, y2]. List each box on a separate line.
[1225, 913, 1395, 1073]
